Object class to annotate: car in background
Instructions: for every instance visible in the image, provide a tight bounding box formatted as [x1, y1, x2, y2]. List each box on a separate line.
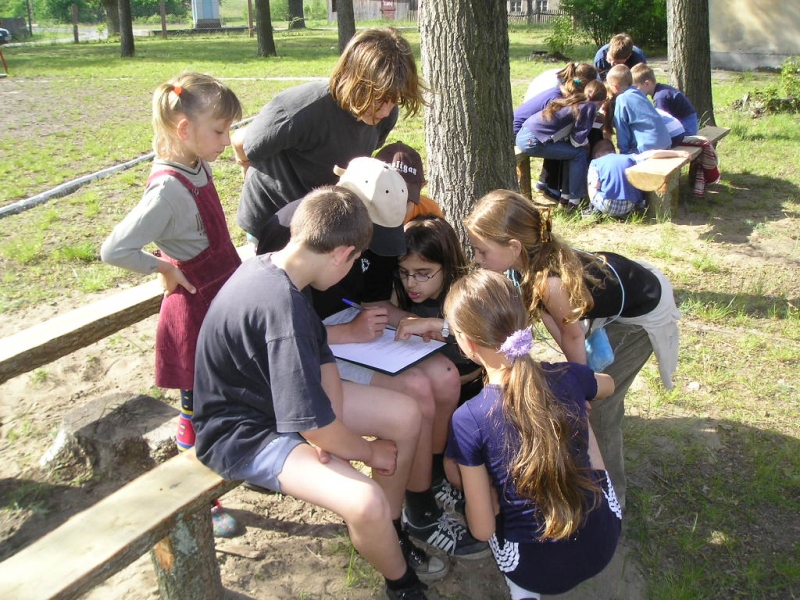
[0, 28, 11, 44]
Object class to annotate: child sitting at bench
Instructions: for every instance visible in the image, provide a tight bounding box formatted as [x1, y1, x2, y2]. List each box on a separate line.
[586, 139, 690, 218]
[594, 33, 647, 81]
[193, 186, 435, 600]
[606, 64, 671, 155]
[631, 63, 698, 135]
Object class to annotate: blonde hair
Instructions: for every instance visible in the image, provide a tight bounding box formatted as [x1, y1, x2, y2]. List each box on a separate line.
[606, 64, 633, 89]
[152, 72, 242, 158]
[330, 27, 429, 120]
[631, 63, 656, 85]
[443, 270, 600, 540]
[464, 190, 602, 323]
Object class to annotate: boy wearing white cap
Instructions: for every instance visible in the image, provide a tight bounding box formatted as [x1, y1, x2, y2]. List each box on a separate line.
[257, 158, 490, 571]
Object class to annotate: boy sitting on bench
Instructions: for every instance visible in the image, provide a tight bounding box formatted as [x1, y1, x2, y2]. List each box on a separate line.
[192, 186, 434, 600]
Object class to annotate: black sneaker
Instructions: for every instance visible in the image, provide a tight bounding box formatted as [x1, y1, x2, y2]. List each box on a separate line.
[398, 526, 449, 582]
[403, 510, 491, 560]
[385, 581, 429, 600]
[432, 480, 465, 515]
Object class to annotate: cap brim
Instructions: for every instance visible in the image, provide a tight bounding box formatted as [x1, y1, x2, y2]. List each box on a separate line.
[406, 182, 421, 204]
[369, 223, 406, 257]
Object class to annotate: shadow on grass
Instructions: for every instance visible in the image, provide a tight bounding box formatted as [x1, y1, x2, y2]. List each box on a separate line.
[624, 414, 800, 600]
[675, 171, 800, 247]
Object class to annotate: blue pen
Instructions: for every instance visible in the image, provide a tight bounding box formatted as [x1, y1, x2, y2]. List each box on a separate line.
[342, 298, 365, 311]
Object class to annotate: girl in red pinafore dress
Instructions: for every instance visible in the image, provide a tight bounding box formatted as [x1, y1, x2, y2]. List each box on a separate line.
[101, 72, 242, 536]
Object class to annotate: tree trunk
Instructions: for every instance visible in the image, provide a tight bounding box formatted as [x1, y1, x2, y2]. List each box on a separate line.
[118, 0, 134, 57]
[288, 0, 305, 29]
[336, 0, 355, 54]
[419, 0, 517, 244]
[255, 0, 277, 57]
[667, 0, 715, 126]
[103, 0, 120, 36]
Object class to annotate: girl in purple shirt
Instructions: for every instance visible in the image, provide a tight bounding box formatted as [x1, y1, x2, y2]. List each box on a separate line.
[516, 80, 607, 210]
[443, 270, 621, 599]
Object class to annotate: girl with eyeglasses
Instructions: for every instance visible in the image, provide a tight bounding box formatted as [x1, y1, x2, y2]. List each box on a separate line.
[394, 216, 484, 404]
[392, 215, 485, 516]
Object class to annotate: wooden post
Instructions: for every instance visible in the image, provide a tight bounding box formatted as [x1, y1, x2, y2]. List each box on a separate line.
[160, 0, 167, 39]
[514, 147, 532, 200]
[72, 4, 79, 43]
[151, 509, 222, 600]
[247, 0, 254, 37]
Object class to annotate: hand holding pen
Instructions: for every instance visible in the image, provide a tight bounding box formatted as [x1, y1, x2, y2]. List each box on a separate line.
[342, 298, 389, 342]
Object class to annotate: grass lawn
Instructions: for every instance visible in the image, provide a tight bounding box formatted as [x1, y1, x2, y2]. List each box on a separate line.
[0, 25, 798, 600]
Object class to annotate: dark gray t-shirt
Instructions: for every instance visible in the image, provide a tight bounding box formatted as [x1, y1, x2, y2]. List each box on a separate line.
[193, 255, 336, 479]
[237, 80, 398, 238]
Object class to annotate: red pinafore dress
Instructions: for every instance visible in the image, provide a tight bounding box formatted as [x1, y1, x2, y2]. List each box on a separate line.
[152, 164, 241, 390]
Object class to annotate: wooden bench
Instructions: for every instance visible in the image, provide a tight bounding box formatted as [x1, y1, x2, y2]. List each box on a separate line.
[0, 245, 252, 385]
[514, 126, 731, 217]
[0, 450, 240, 600]
[625, 125, 731, 219]
[0, 245, 254, 598]
[515, 146, 533, 200]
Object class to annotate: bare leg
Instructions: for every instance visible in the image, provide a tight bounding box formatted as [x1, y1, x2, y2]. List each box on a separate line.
[409, 353, 460, 453]
[340, 381, 422, 517]
[278, 444, 407, 580]
[371, 368, 436, 492]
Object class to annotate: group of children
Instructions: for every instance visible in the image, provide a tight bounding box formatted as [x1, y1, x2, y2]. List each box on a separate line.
[100, 27, 682, 600]
[515, 32, 701, 219]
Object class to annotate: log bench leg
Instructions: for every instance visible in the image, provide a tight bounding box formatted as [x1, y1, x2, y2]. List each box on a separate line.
[517, 154, 532, 200]
[151, 508, 222, 600]
[646, 169, 681, 221]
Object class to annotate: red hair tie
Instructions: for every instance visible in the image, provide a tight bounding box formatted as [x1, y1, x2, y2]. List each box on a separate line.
[173, 85, 183, 97]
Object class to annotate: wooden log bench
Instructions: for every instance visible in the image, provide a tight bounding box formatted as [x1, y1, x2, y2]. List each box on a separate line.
[625, 125, 731, 219]
[515, 146, 533, 200]
[0, 245, 252, 385]
[0, 245, 254, 599]
[0, 450, 240, 600]
[514, 126, 731, 217]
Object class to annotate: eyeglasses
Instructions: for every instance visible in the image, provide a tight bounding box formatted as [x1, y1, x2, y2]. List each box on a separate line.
[395, 268, 442, 283]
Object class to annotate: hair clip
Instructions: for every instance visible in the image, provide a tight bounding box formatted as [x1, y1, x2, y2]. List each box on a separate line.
[539, 208, 552, 244]
[173, 85, 183, 97]
[573, 77, 582, 85]
[498, 327, 534, 362]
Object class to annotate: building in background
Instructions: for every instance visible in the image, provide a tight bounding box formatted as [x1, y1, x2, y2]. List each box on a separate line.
[710, 0, 800, 70]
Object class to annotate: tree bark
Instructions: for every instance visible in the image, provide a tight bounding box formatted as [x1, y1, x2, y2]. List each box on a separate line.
[419, 0, 517, 244]
[288, 0, 305, 29]
[118, 0, 135, 57]
[103, 0, 120, 36]
[667, 0, 715, 126]
[336, 0, 355, 54]
[255, 0, 277, 57]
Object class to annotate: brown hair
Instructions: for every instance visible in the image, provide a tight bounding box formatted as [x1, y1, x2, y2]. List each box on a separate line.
[152, 72, 242, 158]
[291, 186, 372, 257]
[464, 190, 602, 323]
[631, 63, 656, 85]
[330, 27, 429, 120]
[542, 79, 607, 122]
[556, 62, 599, 96]
[607, 33, 634, 62]
[395, 215, 468, 311]
[443, 270, 600, 540]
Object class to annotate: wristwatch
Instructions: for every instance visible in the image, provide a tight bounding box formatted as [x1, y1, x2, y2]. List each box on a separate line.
[441, 319, 450, 338]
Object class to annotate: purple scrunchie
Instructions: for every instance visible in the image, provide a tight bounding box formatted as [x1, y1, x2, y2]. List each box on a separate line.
[498, 327, 533, 362]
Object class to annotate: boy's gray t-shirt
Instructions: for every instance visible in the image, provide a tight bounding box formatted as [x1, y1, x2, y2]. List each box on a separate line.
[193, 255, 336, 479]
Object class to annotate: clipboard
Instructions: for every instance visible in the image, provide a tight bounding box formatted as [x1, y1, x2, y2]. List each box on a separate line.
[325, 308, 446, 375]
